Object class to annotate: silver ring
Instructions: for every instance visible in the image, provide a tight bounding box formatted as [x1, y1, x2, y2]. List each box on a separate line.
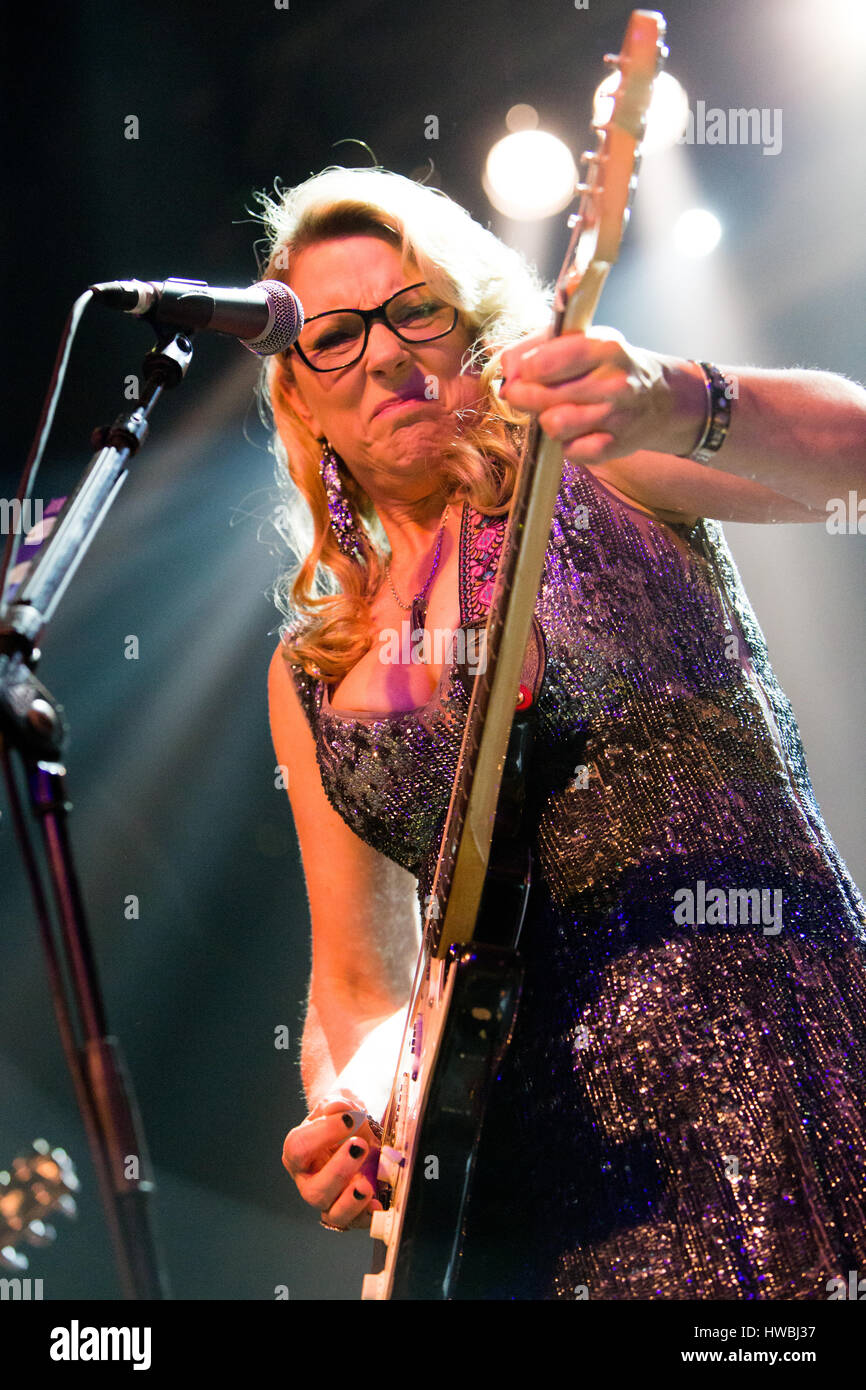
[319, 1215, 347, 1232]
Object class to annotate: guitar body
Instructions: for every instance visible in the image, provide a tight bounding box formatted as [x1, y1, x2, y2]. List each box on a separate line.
[362, 708, 535, 1301]
[362, 8, 668, 1300]
[365, 941, 524, 1300]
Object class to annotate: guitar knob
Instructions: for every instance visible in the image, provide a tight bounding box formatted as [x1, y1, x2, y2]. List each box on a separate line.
[361, 1272, 388, 1301]
[378, 1146, 406, 1188]
[370, 1208, 396, 1245]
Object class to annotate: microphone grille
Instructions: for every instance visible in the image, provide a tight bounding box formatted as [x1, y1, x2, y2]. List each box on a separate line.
[247, 281, 304, 356]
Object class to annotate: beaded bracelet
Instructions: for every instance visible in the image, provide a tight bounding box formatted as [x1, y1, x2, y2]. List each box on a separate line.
[683, 361, 735, 464]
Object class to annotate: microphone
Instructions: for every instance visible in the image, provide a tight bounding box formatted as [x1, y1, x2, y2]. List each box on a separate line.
[90, 277, 304, 356]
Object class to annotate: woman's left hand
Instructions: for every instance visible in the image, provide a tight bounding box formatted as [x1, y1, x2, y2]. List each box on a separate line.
[499, 327, 700, 464]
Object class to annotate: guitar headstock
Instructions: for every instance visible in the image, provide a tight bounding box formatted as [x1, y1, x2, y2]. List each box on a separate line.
[0, 1140, 79, 1271]
[559, 9, 667, 308]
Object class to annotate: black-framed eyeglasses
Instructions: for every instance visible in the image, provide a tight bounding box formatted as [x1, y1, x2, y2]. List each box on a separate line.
[290, 281, 459, 372]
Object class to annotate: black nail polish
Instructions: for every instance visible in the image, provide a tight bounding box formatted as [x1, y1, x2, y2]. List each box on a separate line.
[342, 1113, 355, 1128]
[353, 1188, 365, 1201]
[349, 1142, 364, 1159]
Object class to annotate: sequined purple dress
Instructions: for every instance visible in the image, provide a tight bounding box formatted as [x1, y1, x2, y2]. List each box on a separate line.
[289, 460, 866, 1300]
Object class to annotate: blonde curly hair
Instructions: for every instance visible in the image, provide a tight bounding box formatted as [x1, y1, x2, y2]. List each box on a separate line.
[254, 166, 552, 682]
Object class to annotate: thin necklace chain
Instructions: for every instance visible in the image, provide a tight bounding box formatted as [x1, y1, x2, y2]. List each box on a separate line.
[384, 504, 451, 610]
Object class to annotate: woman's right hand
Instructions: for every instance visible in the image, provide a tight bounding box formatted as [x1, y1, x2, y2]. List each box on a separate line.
[282, 1089, 384, 1230]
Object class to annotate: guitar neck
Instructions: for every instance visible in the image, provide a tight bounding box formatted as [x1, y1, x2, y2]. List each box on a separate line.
[427, 259, 612, 960]
[423, 1, 667, 958]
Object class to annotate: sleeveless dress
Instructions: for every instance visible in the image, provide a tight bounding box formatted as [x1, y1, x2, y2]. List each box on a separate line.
[288, 459, 866, 1300]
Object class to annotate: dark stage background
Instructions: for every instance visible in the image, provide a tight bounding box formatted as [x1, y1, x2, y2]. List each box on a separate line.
[2, 0, 864, 1300]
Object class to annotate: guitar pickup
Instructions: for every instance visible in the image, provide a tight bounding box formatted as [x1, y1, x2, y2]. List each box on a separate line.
[410, 1018, 423, 1079]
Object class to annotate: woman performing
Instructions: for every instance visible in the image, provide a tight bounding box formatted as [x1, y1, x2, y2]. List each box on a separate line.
[264, 166, 866, 1299]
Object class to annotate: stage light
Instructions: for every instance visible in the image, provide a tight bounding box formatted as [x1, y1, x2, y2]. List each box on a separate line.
[483, 129, 576, 221]
[820, 0, 866, 45]
[592, 70, 688, 157]
[642, 72, 690, 155]
[781, 0, 866, 77]
[505, 103, 538, 133]
[672, 207, 722, 258]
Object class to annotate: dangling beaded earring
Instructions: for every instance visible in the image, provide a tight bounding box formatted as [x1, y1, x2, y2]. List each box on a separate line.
[319, 441, 364, 563]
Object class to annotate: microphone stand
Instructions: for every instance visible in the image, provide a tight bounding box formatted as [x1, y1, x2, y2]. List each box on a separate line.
[0, 327, 196, 1299]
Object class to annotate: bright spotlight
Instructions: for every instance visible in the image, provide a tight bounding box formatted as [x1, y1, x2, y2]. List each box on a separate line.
[592, 70, 689, 156]
[642, 72, 690, 154]
[483, 129, 576, 221]
[820, 0, 866, 44]
[505, 103, 538, 133]
[673, 208, 722, 258]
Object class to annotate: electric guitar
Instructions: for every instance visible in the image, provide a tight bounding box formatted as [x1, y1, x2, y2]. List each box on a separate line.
[361, 9, 668, 1300]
